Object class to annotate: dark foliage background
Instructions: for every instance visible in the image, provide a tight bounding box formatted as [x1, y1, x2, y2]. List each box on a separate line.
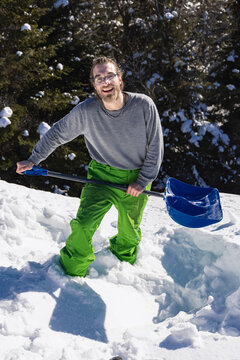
[0, 0, 239, 196]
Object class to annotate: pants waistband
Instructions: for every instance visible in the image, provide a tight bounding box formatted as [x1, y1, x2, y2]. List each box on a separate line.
[88, 160, 140, 185]
[89, 160, 140, 174]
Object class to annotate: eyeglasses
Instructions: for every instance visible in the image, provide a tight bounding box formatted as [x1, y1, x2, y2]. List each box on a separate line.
[93, 73, 118, 85]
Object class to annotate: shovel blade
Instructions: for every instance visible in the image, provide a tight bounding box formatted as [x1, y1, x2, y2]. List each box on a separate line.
[165, 178, 223, 228]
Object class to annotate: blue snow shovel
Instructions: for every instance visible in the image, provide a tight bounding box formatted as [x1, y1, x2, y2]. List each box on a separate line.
[24, 166, 223, 228]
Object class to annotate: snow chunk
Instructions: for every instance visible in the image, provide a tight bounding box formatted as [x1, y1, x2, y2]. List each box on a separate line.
[198, 121, 230, 146]
[56, 63, 63, 71]
[220, 133, 230, 145]
[37, 122, 51, 138]
[160, 324, 201, 349]
[54, 185, 68, 195]
[23, 130, 29, 137]
[163, 110, 170, 117]
[169, 112, 180, 122]
[0, 107, 13, 118]
[126, 71, 132, 77]
[16, 51, 23, 56]
[227, 55, 235, 62]
[192, 165, 207, 187]
[67, 153, 76, 161]
[189, 132, 202, 147]
[70, 96, 80, 105]
[181, 120, 192, 133]
[21, 23, 31, 31]
[0, 117, 11, 128]
[177, 110, 188, 122]
[133, 52, 144, 59]
[165, 11, 178, 19]
[165, 12, 175, 19]
[35, 91, 45, 98]
[227, 50, 238, 62]
[226, 84, 236, 91]
[54, 0, 69, 8]
[147, 73, 163, 88]
[232, 69, 239, 73]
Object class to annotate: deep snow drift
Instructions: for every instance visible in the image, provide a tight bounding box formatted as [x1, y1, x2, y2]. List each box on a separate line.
[0, 179, 240, 360]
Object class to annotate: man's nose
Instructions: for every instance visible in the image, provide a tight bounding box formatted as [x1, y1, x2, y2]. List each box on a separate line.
[103, 77, 110, 84]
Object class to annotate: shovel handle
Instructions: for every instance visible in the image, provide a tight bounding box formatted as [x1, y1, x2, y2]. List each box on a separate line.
[24, 166, 164, 198]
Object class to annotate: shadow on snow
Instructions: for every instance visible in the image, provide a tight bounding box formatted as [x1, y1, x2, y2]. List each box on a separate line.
[0, 258, 108, 343]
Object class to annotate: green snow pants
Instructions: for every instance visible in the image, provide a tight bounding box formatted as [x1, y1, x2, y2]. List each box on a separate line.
[60, 160, 151, 277]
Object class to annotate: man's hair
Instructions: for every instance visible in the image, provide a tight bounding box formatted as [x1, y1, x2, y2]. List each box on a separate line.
[90, 56, 124, 90]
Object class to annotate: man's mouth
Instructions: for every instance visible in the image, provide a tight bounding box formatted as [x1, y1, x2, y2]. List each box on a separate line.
[102, 88, 113, 94]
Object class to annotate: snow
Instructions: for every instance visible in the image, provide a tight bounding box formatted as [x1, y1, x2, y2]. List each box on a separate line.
[23, 130, 29, 137]
[197, 121, 230, 147]
[147, 73, 163, 88]
[164, 11, 178, 20]
[181, 120, 192, 133]
[70, 95, 80, 105]
[227, 55, 235, 62]
[0, 106, 13, 118]
[226, 84, 236, 91]
[227, 51, 237, 62]
[35, 91, 45, 98]
[0, 117, 11, 128]
[0, 179, 240, 360]
[54, 0, 69, 8]
[56, 63, 64, 71]
[21, 23, 31, 31]
[0, 106, 12, 127]
[163, 108, 230, 149]
[67, 153, 76, 161]
[37, 122, 51, 138]
[192, 165, 207, 187]
[165, 12, 175, 20]
[214, 81, 220, 88]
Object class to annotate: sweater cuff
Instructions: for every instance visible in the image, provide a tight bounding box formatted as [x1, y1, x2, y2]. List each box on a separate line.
[136, 177, 150, 189]
[28, 155, 39, 165]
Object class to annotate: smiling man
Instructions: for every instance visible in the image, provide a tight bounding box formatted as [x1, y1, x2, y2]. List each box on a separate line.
[92, 61, 124, 109]
[16, 56, 164, 277]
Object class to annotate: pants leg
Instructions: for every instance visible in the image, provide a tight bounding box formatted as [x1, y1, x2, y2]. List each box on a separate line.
[60, 160, 151, 276]
[60, 184, 112, 276]
[109, 183, 151, 264]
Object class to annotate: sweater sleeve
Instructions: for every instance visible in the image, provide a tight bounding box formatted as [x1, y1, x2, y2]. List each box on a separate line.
[136, 99, 164, 188]
[28, 104, 85, 165]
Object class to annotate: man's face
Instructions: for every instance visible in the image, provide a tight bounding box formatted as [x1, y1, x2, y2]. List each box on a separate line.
[92, 62, 122, 103]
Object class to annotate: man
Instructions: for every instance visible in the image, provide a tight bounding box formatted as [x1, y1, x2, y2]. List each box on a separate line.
[16, 56, 164, 277]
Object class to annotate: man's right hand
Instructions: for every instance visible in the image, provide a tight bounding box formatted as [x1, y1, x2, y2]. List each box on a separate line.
[16, 160, 34, 174]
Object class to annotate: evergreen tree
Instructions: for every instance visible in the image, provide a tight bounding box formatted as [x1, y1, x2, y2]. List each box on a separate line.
[199, 0, 240, 192]
[0, 0, 89, 194]
[0, 0, 239, 195]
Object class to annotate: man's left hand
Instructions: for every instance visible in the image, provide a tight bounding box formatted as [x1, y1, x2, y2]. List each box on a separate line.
[126, 183, 144, 197]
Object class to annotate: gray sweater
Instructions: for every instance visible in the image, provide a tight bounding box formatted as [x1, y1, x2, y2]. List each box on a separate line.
[29, 92, 164, 188]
